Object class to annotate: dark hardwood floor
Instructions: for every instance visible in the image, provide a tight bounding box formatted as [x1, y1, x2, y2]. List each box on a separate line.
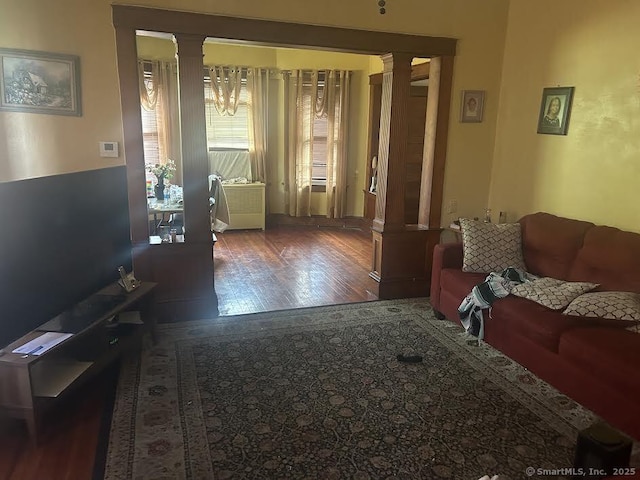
[0, 225, 377, 479]
[215, 225, 378, 315]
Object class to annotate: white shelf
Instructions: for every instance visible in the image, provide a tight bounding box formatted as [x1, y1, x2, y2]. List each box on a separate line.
[31, 360, 93, 398]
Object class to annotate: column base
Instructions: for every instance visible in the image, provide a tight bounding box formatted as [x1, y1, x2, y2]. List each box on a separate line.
[370, 227, 442, 300]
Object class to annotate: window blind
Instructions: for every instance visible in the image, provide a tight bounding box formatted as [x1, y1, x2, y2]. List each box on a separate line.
[204, 76, 250, 150]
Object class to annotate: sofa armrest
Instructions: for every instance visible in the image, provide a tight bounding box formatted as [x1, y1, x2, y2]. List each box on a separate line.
[430, 242, 463, 310]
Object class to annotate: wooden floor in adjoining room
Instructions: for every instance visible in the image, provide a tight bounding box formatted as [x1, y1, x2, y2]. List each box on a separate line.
[215, 225, 378, 316]
[0, 225, 378, 480]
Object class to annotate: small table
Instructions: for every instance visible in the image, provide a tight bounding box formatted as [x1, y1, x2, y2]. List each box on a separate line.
[148, 198, 183, 235]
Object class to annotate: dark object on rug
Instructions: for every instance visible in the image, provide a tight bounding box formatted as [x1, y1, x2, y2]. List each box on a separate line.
[396, 354, 423, 363]
[573, 422, 632, 479]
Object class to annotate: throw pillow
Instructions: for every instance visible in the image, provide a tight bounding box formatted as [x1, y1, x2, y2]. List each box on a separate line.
[459, 218, 526, 273]
[511, 277, 599, 310]
[562, 291, 640, 321]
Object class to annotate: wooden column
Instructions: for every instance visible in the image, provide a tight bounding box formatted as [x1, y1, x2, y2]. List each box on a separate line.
[419, 56, 454, 230]
[370, 53, 430, 299]
[115, 32, 217, 322]
[113, 25, 148, 245]
[418, 56, 454, 286]
[372, 53, 412, 233]
[174, 34, 210, 243]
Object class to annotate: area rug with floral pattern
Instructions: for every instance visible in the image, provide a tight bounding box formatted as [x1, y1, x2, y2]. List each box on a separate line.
[103, 298, 637, 479]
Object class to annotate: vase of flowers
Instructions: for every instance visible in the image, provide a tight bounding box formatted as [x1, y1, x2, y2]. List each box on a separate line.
[146, 160, 176, 200]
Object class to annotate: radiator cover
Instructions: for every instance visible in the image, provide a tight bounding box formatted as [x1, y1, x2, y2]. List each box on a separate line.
[223, 183, 265, 230]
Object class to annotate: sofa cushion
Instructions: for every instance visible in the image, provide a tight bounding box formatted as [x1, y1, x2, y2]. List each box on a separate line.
[568, 225, 640, 293]
[519, 212, 594, 280]
[510, 277, 598, 310]
[563, 291, 640, 322]
[559, 327, 640, 399]
[459, 218, 526, 273]
[440, 268, 486, 304]
[488, 296, 592, 351]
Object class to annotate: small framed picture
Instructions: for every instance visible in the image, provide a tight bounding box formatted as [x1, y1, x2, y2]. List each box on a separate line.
[460, 90, 485, 123]
[537, 86, 574, 135]
[0, 48, 82, 116]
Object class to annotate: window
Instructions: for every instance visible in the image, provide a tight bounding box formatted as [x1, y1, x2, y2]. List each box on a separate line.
[301, 73, 329, 187]
[312, 116, 328, 186]
[140, 71, 160, 165]
[203, 72, 250, 150]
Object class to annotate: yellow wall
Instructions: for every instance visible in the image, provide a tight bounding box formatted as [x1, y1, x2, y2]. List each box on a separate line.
[490, 0, 640, 232]
[1, 0, 510, 224]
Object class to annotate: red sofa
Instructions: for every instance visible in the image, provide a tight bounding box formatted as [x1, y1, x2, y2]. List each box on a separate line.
[430, 212, 640, 441]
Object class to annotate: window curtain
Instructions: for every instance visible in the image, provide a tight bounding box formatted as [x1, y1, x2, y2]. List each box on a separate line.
[284, 70, 313, 217]
[325, 70, 350, 219]
[138, 60, 182, 185]
[207, 66, 242, 116]
[283, 69, 351, 218]
[206, 66, 269, 186]
[247, 68, 269, 185]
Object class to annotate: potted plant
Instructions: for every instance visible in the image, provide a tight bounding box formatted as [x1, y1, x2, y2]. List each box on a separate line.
[146, 160, 176, 200]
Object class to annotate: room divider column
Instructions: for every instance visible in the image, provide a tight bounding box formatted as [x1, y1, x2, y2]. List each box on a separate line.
[370, 52, 431, 299]
[174, 34, 210, 243]
[372, 53, 412, 234]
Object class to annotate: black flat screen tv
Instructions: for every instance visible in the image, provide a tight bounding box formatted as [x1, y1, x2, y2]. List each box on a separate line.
[0, 166, 132, 348]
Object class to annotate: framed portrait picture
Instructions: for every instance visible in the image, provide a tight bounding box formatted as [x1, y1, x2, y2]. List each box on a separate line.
[537, 86, 574, 135]
[0, 48, 82, 116]
[460, 90, 485, 123]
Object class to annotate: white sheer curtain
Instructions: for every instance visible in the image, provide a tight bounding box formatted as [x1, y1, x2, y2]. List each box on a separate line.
[138, 60, 182, 184]
[325, 70, 350, 219]
[247, 67, 269, 185]
[284, 70, 313, 217]
[207, 66, 242, 115]
[283, 69, 351, 218]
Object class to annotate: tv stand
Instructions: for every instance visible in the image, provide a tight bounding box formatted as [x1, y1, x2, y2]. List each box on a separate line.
[0, 281, 157, 443]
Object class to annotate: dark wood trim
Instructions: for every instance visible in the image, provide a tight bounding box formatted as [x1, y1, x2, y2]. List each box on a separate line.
[372, 52, 413, 233]
[113, 25, 148, 244]
[111, 5, 457, 308]
[112, 6, 456, 57]
[419, 56, 454, 229]
[174, 33, 211, 243]
[411, 62, 430, 80]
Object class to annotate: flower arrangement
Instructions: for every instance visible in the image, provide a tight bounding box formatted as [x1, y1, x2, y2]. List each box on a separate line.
[146, 160, 176, 182]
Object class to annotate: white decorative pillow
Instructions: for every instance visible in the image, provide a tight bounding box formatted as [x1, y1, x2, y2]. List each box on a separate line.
[459, 218, 526, 273]
[563, 291, 640, 321]
[511, 277, 599, 310]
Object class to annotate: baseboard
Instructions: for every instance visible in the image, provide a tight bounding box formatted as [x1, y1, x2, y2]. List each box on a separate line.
[266, 214, 371, 231]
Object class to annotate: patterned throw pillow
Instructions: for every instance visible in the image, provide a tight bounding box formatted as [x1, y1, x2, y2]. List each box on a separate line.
[460, 218, 526, 273]
[563, 291, 640, 321]
[511, 277, 599, 310]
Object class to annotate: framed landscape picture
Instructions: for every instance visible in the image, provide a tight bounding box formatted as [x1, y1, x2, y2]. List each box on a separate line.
[460, 90, 485, 123]
[0, 48, 82, 116]
[537, 86, 573, 135]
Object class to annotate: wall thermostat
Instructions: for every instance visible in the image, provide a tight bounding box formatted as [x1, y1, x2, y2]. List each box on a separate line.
[99, 141, 119, 158]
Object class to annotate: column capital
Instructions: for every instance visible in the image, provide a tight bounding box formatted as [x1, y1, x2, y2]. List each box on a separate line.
[380, 52, 414, 70]
[173, 33, 207, 57]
